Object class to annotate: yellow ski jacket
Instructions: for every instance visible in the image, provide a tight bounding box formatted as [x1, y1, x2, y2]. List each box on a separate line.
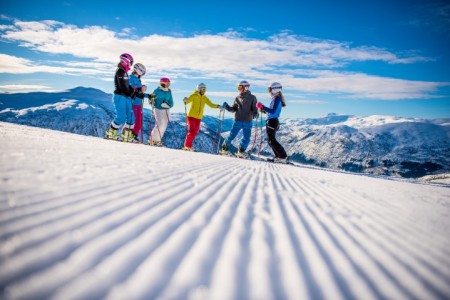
[185, 90, 219, 119]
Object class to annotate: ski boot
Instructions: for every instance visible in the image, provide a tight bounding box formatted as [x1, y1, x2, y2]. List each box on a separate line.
[235, 146, 247, 159]
[181, 146, 195, 152]
[122, 130, 140, 143]
[269, 157, 291, 164]
[121, 129, 131, 143]
[219, 142, 232, 156]
[104, 127, 121, 141]
[148, 140, 164, 147]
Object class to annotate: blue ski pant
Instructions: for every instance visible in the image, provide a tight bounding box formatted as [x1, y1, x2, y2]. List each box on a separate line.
[113, 94, 134, 127]
[224, 120, 253, 151]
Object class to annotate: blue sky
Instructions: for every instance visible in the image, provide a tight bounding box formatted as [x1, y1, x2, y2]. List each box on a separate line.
[0, 0, 449, 119]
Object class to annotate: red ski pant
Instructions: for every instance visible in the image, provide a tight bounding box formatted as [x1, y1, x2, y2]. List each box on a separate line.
[132, 105, 143, 136]
[184, 116, 201, 148]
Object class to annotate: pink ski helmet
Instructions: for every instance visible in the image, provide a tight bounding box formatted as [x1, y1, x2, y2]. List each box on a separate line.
[119, 53, 134, 70]
[160, 77, 171, 88]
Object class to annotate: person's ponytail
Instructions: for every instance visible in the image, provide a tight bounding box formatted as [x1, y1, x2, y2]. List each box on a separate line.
[279, 92, 286, 107]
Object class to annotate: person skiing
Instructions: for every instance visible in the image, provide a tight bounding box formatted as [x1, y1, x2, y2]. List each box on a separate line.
[148, 77, 174, 146]
[182, 83, 223, 151]
[126, 63, 147, 143]
[221, 80, 258, 157]
[256, 82, 289, 163]
[105, 53, 135, 141]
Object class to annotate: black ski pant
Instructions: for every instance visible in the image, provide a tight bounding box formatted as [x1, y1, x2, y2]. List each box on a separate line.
[266, 118, 287, 159]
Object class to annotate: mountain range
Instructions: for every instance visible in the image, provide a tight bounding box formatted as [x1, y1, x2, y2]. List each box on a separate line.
[1, 87, 449, 179]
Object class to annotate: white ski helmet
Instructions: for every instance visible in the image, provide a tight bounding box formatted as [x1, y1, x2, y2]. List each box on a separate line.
[238, 80, 250, 92]
[196, 83, 207, 92]
[268, 82, 282, 94]
[133, 63, 146, 76]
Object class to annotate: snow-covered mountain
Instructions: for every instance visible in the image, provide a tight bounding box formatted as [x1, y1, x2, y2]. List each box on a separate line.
[1, 122, 449, 299]
[1, 87, 448, 178]
[0, 87, 227, 151]
[277, 114, 450, 178]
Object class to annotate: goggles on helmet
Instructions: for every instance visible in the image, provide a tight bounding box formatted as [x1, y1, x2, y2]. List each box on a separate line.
[268, 87, 282, 94]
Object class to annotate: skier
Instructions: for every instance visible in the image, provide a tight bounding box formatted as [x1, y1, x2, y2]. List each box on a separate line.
[182, 83, 223, 151]
[123, 63, 147, 143]
[256, 82, 289, 163]
[221, 80, 258, 157]
[105, 53, 135, 141]
[148, 77, 174, 146]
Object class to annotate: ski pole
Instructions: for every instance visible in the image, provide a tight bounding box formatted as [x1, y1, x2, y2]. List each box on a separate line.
[257, 109, 263, 157]
[149, 103, 153, 145]
[184, 103, 188, 148]
[184, 103, 188, 137]
[249, 112, 258, 154]
[140, 98, 144, 143]
[216, 109, 225, 154]
[212, 108, 221, 153]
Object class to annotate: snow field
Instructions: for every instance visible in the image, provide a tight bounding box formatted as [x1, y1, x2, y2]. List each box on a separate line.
[0, 122, 449, 300]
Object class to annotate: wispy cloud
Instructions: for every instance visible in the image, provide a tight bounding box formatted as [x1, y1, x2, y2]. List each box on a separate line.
[0, 54, 113, 76]
[0, 84, 56, 93]
[0, 19, 446, 100]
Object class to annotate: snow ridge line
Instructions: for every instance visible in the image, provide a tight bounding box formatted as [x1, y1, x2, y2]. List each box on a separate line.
[0, 161, 232, 298]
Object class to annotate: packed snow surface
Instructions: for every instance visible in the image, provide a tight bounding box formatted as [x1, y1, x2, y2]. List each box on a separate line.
[0, 122, 449, 300]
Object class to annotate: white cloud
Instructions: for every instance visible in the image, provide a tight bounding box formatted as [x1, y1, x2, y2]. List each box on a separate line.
[0, 54, 112, 76]
[278, 72, 448, 100]
[0, 19, 447, 101]
[0, 84, 56, 93]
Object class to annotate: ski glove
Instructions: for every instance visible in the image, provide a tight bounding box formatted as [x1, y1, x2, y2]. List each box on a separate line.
[256, 102, 264, 109]
[183, 97, 188, 105]
[222, 102, 230, 111]
[148, 93, 156, 105]
[161, 102, 171, 109]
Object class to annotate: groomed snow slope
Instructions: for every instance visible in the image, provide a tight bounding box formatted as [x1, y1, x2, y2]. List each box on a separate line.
[1, 122, 449, 300]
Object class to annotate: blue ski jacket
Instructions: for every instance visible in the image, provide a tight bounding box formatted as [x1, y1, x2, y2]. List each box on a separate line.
[262, 94, 282, 119]
[129, 74, 144, 106]
[152, 87, 174, 110]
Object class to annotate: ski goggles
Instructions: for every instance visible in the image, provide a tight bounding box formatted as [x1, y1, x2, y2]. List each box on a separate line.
[268, 87, 282, 93]
[199, 87, 206, 92]
[238, 85, 248, 91]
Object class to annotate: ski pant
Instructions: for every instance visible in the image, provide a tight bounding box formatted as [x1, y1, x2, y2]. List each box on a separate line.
[184, 116, 201, 148]
[151, 108, 170, 142]
[224, 120, 252, 151]
[266, 118, 287, 159]
[113, 94, 134, 129]
[132, 105, 143, 137]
